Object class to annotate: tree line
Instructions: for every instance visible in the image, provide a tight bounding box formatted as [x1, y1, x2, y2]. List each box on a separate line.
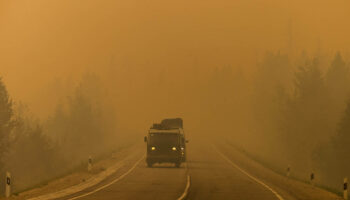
[203, 51, 350, 192]
[0, 73, 118, 194]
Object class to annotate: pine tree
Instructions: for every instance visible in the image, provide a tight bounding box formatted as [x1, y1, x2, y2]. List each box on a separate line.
[253, 52, 291, 141]
[325, 52, 350, 124]
[317, 97, 350, 185]
[0, 77, 14, 162]
[333, 98, 350, 166]
[283, 58, 331, 170]
[327, 52, 347, 83]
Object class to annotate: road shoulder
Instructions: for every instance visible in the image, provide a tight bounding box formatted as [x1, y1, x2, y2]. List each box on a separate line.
[3, 143, 143, 200]
[216, 142, 342, 200]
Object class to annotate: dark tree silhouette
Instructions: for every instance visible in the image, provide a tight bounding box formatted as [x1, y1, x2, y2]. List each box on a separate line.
[0, 77, 14, 166]
[282, 58, 332, 172]
[251, 52, 291, 162]
[325, 52, 350, 123]
[332, 98, 350, 173]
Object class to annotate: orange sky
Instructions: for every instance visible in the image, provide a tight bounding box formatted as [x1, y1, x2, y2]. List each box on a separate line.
[0, 0, 350, 131]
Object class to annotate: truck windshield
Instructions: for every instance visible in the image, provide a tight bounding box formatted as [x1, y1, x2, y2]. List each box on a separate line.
[149, 133, 179, 146]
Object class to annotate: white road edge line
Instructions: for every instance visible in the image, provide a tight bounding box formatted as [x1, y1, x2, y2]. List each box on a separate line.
[213, 145, 284, 200]
[67, 154, 146, 200]
[177, 163, 191, 200]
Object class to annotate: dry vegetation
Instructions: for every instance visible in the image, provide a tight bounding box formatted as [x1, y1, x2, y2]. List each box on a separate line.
[0, 73, 120, 193]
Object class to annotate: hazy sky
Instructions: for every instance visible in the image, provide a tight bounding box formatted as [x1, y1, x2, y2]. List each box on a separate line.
[1, 0, 350, 130]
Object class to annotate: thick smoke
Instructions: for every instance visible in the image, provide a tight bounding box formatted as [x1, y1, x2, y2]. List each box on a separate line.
[0, 0, 350, 195]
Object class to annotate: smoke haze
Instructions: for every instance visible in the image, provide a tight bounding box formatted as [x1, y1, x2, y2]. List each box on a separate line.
[1, 0, 350, 125]
[0, 0, 350, 194]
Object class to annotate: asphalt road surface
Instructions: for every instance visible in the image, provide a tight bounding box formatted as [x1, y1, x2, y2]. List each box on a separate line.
[56, 138, 290, 200]
[186, 140, 279, 200]
[56, 154, 187, 200]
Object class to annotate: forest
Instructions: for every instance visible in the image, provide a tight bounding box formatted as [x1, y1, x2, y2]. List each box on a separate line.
[0, 73, 120, 193]
[0, 51, 349, 194]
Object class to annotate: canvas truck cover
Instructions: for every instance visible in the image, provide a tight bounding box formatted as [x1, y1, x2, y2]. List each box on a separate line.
[160, 118, 183, 129]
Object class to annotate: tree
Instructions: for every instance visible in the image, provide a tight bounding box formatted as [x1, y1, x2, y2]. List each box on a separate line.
[326, 52, 348, 85]
[332, 98, 350, 170]
[325, 52, 350, 125]
[7, 118, 59, 192]
[251, 52, 291, 159]
[0, 77, 14, 166]
[315, 97, 350, 188]
[45, 73, 117, 163]
[253, 52, 291, 128]
[282, 58, 331, 170]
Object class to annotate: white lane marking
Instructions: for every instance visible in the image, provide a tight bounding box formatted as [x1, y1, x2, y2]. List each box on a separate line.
[213, 146, 284, 200]
[29, 159, 127, 200]
[67, 154, 145, 200]
[177, 162, 191, 200]
[28, 151, 142, 200]
[177, 175, 191, 200]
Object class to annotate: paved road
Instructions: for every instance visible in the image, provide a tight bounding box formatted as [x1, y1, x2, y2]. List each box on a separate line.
[186, 139, 279, 200]
[58, 138, 284, 200]
[75, 163, 187, 200]
[62, 149, 187, 200]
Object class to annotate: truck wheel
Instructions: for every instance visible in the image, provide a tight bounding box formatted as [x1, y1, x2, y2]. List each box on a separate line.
[147, 162, 153, 168]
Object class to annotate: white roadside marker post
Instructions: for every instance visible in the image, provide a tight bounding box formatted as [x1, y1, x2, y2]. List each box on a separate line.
[5, 172, 11, 198]
[344, 177, 348, 200]
[88, 156, 93, 172]
[310, 172, 315, 186]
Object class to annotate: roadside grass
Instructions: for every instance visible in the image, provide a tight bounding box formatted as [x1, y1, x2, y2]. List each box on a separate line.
[225, 141, 343, 197]
[12, 161, 87, 196]
[11, 141, 136, 196]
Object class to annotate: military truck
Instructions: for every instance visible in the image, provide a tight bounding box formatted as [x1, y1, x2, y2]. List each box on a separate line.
[145, 118, 188, 167]
[153, 118, 187, 158]
[144, 128, 185, 167]
[163, 118, 188, 160]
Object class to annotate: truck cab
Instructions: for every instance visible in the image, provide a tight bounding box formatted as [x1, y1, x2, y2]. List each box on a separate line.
[145, 129, 185, 168]
[160, 118, 188, 161]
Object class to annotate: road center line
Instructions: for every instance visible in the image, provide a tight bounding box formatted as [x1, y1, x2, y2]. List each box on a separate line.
[67, 154, 146, 200]
[177, 163, 191, 200]
[213, 145, 284, 200]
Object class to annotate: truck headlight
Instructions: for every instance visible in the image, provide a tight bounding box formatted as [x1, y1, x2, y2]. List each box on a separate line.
[151, 147, 156, 150]
[172, 147, 177, 151]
